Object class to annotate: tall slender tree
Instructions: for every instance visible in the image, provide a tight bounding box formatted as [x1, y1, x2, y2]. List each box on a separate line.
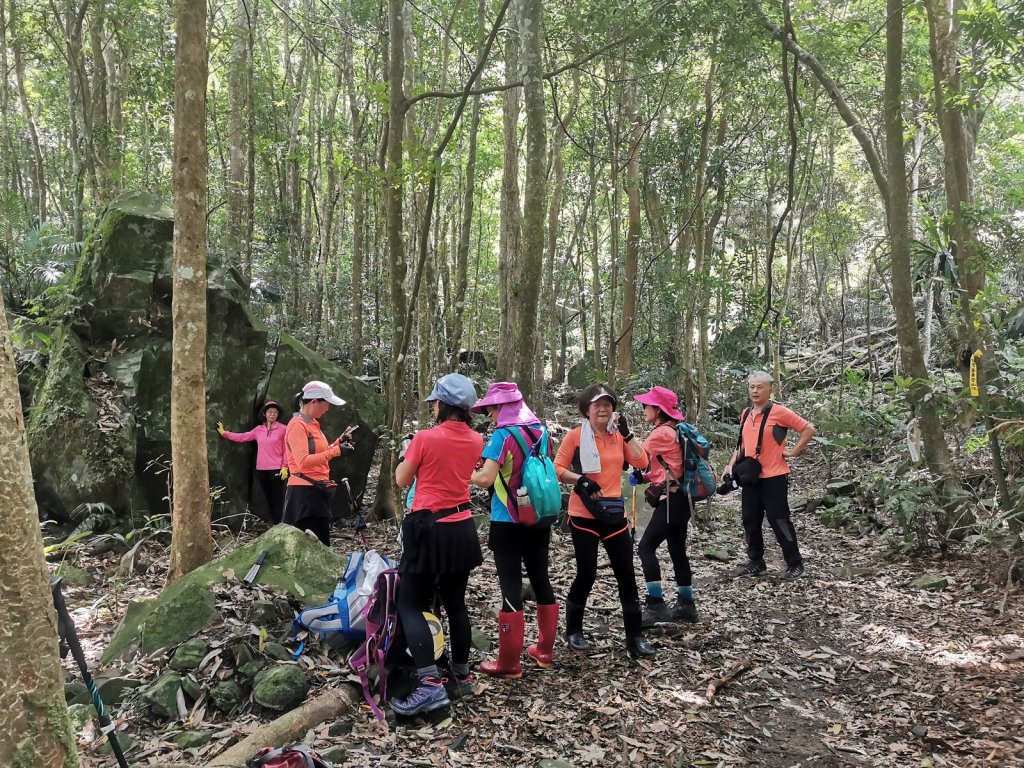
[167, 0, 214, 580]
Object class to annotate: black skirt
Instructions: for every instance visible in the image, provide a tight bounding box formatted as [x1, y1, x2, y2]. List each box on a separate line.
[282, 485, 331, 525]
[400, 509, 483, 575]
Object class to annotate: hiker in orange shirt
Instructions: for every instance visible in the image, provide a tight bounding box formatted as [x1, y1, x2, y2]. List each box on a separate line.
[554, 383, 655, 658]
[282, 380, 356, 545]
[723, 371, 816, 579]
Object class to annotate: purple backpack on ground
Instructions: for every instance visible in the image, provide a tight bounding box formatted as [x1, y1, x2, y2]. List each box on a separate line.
[347, 567, 400, 719]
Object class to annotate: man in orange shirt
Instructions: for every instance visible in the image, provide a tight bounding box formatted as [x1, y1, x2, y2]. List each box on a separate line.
[723, 372, 816, 579]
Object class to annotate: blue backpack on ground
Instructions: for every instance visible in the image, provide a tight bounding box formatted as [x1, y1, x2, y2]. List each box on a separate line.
[661, 422, 717, 502]
[504, 426, 561, 526]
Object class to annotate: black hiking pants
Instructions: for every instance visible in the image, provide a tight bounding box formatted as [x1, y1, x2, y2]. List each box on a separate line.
[741, 474, 802, 567]
[397, 571, 472, 671]
[255, 469, 285, 524]
[637, 490, 692, 592]
[567, 516, 643, 639]
[489, 521, 556, 611]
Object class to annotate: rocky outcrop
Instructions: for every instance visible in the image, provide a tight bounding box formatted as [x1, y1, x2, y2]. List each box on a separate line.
[26, 191, 383, 524]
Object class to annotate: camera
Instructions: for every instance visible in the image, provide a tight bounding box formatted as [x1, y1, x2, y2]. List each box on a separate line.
[716, 473, 739, 496]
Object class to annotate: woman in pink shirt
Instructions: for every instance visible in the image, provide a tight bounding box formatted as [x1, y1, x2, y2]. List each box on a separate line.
[218, 400, 288, 523]
[632, 386, 698, 626]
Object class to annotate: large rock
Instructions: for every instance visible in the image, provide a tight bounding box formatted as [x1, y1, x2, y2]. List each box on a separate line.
[102, 524, 343, 662]
[567, 350, 604, 391]
[26, 191, 383, 524]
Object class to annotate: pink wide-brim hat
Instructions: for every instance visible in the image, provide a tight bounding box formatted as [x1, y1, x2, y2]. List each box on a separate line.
[634, 385, 684, 421]
[471, 382, 524, 413]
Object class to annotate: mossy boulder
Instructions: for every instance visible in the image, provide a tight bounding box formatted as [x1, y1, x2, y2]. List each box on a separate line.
[209, 680, 244, 712]
[253, 665, 308, 712]
[103, 524, 343, 662]
[262, 333, 385, 518]
[143, 673, 185, 718]
[173, 731, 213, 750]
[169, 639, 211, 671]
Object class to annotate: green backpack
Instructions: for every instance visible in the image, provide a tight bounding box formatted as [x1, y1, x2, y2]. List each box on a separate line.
[506, 427, 562, 526]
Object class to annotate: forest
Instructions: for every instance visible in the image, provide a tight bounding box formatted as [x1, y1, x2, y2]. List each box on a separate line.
[1, 0, 1023, 764]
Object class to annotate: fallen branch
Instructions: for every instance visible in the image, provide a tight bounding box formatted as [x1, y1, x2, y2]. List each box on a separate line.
[207, 684, 363, 768]
[706, 656, 753, 702]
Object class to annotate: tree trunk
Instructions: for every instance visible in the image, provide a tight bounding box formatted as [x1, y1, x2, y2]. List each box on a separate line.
[0, 297, 79, 768]
[496, 0, 522, 381]
[884, 0, 957, 492]
[167, 0, 213, 581]
[615, 76, 641, 379]
[226, 0, 249, 283]
[12, 0, 46, 222]
[373, 0, 408, 521]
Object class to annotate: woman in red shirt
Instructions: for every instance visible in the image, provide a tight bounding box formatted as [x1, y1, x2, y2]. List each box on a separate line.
[282, 380, 355, 545]
[392, 373, 483, 717]
[632, 386, 698, 626]
[218, 400, 288, 523]
[553, 383, 655, 658]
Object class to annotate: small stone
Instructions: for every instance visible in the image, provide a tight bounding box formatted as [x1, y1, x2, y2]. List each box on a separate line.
[238, 660, 265, 682]
[231, 643, 255, 666]
[67, 703, 98, 733]
[170, 639, 210, 671]
[55, 563, 95, 586]
[471, 628, 492, 652]
[263, 642, 293, 661]
[328, 720, 354, 737]
[320, 746, 348, 763]
[142, 673, 183, 718]
[820, 493, 839, 509]
[825, 479, 858, 496]
[98, 677, 143, 706]
[180, 676, 202, 703]
[911, 724, 929, 738]
[173, 730, 212, 749]
[100, 735, 133, 755]
[831, 565, 877, 579]
[909, 574, 949, 591]
[703, 548, 731, 563]
[253, 665, 308, 712]
[247, 601, 279, 626]
[209, 680, 244, 712]
[65, 680, 88, 704]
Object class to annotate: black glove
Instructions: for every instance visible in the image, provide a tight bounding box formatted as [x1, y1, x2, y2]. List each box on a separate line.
[574, 476, 601, 499]
[616, 413, 633, 442]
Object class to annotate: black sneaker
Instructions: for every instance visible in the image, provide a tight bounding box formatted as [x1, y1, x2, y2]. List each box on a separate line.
[641, 600, 671, 628]
[567, 631, 589, 652]
[736, 560, 768, 577]
[781, 564, 805, 580]
[670, 599, 698, 623]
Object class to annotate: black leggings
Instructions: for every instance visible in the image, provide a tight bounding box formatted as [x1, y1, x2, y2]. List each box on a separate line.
[489, 522, 556, 611]
[637, 491, 692, 588]
[397, 571, 472, 670]
[255, 469, 285, 524]
[741, 474, 802, 567]
[567, 516, 642, 637]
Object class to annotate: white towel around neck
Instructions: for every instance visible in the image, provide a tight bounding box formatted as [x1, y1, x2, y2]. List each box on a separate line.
[579, 420, 602, 474]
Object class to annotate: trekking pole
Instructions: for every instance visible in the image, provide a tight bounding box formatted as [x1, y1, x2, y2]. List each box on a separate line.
[50, 577, 131, 768]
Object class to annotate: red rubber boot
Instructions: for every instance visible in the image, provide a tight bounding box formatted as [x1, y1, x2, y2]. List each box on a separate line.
[527, 602, 559, 669]
[479, 611, 524, 679]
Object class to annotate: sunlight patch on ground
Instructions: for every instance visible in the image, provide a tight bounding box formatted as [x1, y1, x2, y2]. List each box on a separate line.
[860, 623, 1022, 671]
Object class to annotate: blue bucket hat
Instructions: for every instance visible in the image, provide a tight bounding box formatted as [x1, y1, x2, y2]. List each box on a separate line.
[425, 373, 478, 411]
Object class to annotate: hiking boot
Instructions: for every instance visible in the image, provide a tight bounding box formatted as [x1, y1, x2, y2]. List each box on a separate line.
[670, 598, 698, 623]
[625, 636, 656, 658]
[736, 560, 768, 577]
[781, 564, 805, 580]
[641, 600, 671, 628]
[566, 631, 589, 652]
[449, 673, 475, 701]
[389, 676, 450, 716]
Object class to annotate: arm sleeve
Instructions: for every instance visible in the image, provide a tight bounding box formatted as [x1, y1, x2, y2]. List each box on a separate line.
[402, 431, 426, 471]
[775, 405, 809, 433]
[482, 429, 509, 463]
[222, 427, 258, 443]
[286, 423, 337, 473]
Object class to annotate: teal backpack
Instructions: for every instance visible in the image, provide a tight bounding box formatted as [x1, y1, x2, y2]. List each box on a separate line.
[502, 427, 561, 526]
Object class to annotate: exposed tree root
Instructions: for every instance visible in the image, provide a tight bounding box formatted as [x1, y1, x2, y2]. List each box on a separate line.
[206, 684, 362, 767]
